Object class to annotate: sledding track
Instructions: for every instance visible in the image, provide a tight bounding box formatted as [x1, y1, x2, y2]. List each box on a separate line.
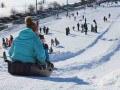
[54, 13, 120, 69]
[50, 14, 120, 62]
[53, 12, 120, 89]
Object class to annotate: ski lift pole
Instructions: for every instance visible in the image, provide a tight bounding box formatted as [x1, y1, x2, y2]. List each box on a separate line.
[36, 0, 39, 27]
[66, 0, 68, 16]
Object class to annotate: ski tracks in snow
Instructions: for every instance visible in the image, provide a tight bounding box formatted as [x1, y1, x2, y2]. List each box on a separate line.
[53, 14, 120, 77]
[51, 14, 120, 63]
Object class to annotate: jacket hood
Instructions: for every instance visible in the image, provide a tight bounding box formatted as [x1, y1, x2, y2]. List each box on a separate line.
[19, 28, 36, 39]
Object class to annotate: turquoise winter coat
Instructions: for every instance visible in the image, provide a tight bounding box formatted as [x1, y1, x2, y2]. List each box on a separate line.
[8, 28, 46, 63]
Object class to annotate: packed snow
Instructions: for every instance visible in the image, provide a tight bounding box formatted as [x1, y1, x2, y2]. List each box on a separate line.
[0, 2, 120, 90]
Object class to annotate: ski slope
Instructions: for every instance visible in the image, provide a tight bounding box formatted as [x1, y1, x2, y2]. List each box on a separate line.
[0, 3, 120, 90]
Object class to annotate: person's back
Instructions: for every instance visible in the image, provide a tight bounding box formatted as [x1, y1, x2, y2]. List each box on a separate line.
[9, 28, 46, 63]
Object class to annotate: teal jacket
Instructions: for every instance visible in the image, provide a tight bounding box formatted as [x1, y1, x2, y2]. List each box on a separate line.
[8, 28, 46, 63]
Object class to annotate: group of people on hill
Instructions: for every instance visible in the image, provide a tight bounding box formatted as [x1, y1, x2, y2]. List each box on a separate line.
[50, 38, 60, 54]
[103, 13, 111, 22]
[66, 16, 88, 35]
[2, 35, 13, 48]
[66, 12, 112, 35]
[51, 38, 60, 47]
[39, 26, 49, 35]
[70, 12, 79, 21]
[103, 16, 108, 22]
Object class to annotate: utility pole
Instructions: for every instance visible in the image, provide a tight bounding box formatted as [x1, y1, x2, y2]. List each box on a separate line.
[67, 0, 68, 16]
[36, 0, 39, 27]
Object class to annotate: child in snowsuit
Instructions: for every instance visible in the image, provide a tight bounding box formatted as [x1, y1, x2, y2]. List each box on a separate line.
[9, 35, 13, 47]
[51, 39, 54, 47]
[72, 26, 75, 30]
[26, 16, 53, 67]
[6, 38, 9, 47]
[2, 38, 6, 48]
[108, 13, 111, 18]
[55, 38, 60, 46]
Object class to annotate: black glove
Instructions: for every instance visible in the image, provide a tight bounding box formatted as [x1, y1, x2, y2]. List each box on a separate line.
[37, 62, 47, 70]
[46, 61, 54, 68]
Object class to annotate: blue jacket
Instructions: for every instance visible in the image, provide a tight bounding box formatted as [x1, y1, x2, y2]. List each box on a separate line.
[8, 28, 46, 63]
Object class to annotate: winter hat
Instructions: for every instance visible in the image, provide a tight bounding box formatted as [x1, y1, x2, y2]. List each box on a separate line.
[30, 22, 38, 32]
[25, 16, 33, 28]
[39, 34, 45, 43]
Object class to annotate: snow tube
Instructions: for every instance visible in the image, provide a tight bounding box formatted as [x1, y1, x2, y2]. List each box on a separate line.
[7, 61, 54, 77]
[3, 52, 54, 77]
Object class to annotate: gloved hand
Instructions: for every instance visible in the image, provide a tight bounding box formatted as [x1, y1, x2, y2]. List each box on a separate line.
[46, 61, 54, 68]
[41, 63, 48, 70]
[37, 62, 48, 70]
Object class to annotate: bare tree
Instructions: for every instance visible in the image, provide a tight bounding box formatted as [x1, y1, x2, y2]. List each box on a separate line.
[11, 8, 18, 15]
[38, 1, 44, 11]
[42, 0, 46, 4]
[28, 4, 35, 12]
[1, 2, 5, 8]
[48, 2, 53, 9]
[81, 0, 85, 5]
[52, 1, 61, 8]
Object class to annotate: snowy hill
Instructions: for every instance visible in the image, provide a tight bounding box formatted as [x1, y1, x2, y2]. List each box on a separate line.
[0, 2, 120, 90]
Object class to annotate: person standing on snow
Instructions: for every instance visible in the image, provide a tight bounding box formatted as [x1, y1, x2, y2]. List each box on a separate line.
[81, 24, 84, 33]
[55, 38, 60, 46]
[103, 16, 106, 22]
[2, 38, 6, 48]
[91, 24, 94, 32]
[6, 38, 9, 47]
[51, 39, 54, 47]
[108, 13, 111, 18]
[77, 23, 80, 31]
[76, 12, 78, 16]
[66, 27, 69, 35]
[39, 27, 42, 33]
[84, 22, 88, 35]
[93, 19, 97, 33]
[43, 26, 46, 33]
[105, 17, 107, 22]
[82, 15, 84, 19]
[46, 27, 49, 34]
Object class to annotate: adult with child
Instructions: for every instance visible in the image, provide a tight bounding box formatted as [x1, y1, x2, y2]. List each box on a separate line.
[8, 16, 54, 76]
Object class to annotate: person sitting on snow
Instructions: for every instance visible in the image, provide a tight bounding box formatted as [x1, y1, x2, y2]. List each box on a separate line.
[27, 16, 53, 68]
[8, 16, 47, 70]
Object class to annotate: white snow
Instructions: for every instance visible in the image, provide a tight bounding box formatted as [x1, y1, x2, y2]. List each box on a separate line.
[0, 2, 120, 90]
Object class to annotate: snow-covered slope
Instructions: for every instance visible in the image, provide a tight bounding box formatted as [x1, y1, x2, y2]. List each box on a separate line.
[0, 2, 120, 90]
